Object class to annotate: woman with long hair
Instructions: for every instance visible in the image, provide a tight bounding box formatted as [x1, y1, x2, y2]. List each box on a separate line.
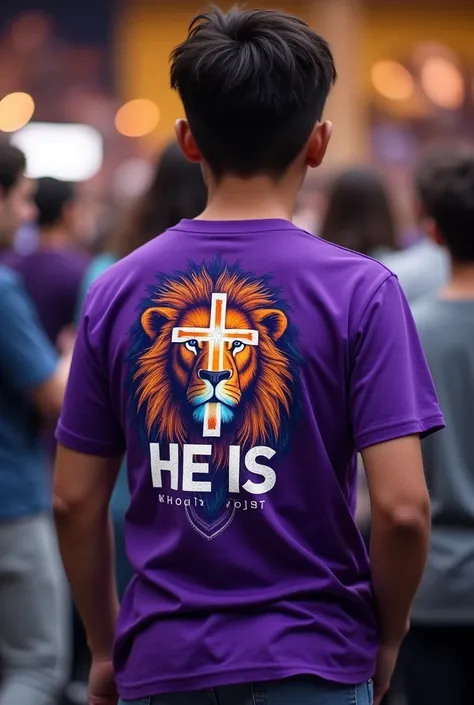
[112, 141, 208, 260]
[320, 167, 399, 259]
[78, 141, 207, 302]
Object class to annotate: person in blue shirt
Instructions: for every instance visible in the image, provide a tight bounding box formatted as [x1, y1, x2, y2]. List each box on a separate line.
[0, 144, 71, 705]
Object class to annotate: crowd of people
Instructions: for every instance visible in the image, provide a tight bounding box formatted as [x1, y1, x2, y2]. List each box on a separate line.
[0, 6, 473, 705]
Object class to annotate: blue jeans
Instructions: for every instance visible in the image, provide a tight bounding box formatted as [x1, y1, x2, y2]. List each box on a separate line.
[119, 676, 373, 705]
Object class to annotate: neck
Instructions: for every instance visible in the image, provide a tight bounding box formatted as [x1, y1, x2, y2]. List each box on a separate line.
[39, 226, 70, 249]
[199, 175, 299, 222]
[441, 261, 474, 300]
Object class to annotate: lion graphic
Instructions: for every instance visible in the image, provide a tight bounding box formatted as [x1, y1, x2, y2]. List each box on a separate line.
[129, 260, 300, 468]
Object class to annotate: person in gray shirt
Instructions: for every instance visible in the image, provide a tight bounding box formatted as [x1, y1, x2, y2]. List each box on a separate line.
[382, 151, 453, 305]
[399, 148, 474, 705]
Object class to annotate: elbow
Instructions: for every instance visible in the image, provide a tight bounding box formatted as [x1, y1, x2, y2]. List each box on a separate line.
[375, 494, 431, 535]
[52, 493, 74, 522]
[53, 491, 89, 522]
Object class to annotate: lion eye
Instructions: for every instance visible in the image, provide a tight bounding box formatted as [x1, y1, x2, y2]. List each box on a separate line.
[231, 340, 245, 356]
[185, 339, 199, 355]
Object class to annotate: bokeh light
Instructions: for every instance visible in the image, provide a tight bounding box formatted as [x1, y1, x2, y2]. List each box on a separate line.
[114, 99, 160, 138]
[420, 57, 464, 110]
[371, 61, 415, 102]
[11, 122, 103, 182]
[0, 92, 35, 132]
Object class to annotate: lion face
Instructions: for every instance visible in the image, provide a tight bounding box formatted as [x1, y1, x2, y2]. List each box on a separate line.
[132, 262, 299, 460]
[174, 305, 261, 426]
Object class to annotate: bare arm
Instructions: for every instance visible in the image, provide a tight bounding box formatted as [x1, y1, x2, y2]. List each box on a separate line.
[29, 350, 72, 419]
[362, 434, 431, 647]
[53, 444, 122, 659]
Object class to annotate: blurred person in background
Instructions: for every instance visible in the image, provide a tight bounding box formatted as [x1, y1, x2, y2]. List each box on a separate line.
[0, 143, 37, 268]
[293, 171, 328, 234]
[0, 144, 71, 705]
[54, 8, 442, 705]
[77, 140, 208, 310]
[382, 151, 450, 305]
[11, 177, 90, 347]
[319, 167, 400, 261]
[399, 148, 474, 705]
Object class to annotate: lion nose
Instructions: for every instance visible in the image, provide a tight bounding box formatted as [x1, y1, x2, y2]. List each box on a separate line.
[198, 369, 232, 386]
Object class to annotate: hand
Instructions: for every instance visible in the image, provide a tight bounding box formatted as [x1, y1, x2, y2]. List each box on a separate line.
[373, 643, 400, 705]
[88, 657, 118, 705]
[56, 325, 76, 356]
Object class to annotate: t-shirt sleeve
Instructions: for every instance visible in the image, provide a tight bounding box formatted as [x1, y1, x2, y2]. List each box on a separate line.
[56, 290, 125, 456]
[349, 274, 445, 451]
[0, 277, 57, 391]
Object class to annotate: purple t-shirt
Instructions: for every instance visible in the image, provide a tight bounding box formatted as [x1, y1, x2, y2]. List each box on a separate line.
[57, 219, 444, 699]
[11, 247, 90, 345]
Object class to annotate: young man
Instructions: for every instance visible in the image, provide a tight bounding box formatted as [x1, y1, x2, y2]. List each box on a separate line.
[0, 144, 71, 704]
[54, 8, 443, 705]
[13, 176, 90, 346]
[399, 148, 474, 705]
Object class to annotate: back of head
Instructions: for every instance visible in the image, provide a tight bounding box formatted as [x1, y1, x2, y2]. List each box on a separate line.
[320, 168, 398, 256]
[0, 143, 26, 195]
[170, 5, 336, 179]
[35, 177, 75, 228]
[415, 147, 474, 262]
[114, 141, 207, 259]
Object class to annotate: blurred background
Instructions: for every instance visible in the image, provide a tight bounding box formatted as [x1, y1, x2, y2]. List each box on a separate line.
[1, 0, 473, 249]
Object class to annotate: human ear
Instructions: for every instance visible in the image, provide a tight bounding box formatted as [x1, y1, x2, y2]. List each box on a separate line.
[175, 119, 202, 163]
[305, 121, 333, 169]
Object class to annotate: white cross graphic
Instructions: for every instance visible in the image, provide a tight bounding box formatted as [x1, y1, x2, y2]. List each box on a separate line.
[172, 293, 259, 437]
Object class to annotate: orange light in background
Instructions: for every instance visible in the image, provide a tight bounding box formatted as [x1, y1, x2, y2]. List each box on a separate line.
[420, 57, 464, 110]
[371, 61, 414, 101]
[0, 92, 35, 132]
[115, 99, 160, 137]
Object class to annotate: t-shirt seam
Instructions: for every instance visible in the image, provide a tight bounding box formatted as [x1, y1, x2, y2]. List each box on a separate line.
[355, 273, 396, 332]
[355, 414, 444, 440]
[56, 423, 125, 455]
[171, 226, 299, 236]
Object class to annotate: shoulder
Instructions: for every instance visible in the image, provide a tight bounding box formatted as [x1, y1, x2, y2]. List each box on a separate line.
[411, 297, 446, 333]
[297, 227, 394, 276]
[291, 227, 396, 313]
[0, 264, 24, 297]
[384, 241, 449, 293]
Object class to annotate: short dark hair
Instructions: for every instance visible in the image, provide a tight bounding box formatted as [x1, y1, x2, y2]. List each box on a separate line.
[35, 177, 75, 228]
[415, 147, 474, 262]
[320, 168, 399, 256]
[170, 6, 336, 179]
[0, 143, 26, 194]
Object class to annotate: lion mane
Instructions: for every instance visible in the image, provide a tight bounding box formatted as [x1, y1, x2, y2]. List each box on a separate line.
[129, 260, 300, 463]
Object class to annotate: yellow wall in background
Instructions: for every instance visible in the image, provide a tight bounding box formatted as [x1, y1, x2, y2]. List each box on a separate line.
[362, 4, 474, 91]
[115, 1, 310, 147]
[115, 0, 474, 149]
